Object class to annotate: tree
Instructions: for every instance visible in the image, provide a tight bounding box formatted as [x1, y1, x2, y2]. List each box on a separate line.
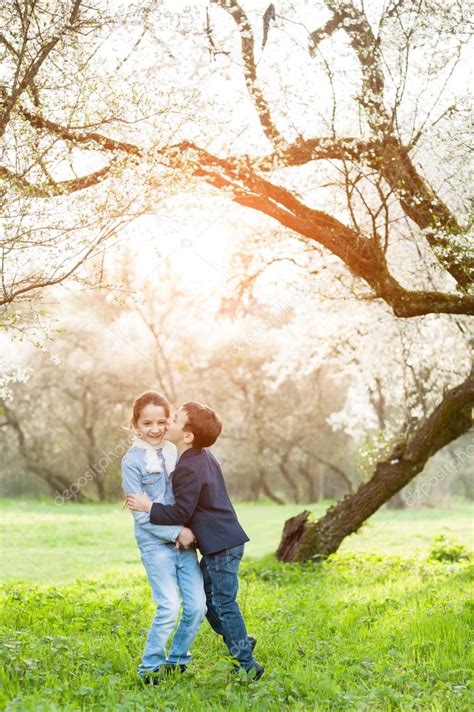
[1, 1, 472, 554]
[277, 371, 473, 560]
[0, 1, 184, 329]
[0, 291, 135, 501]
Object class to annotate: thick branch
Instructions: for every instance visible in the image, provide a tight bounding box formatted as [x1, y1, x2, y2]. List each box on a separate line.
[257, 137, 471, 291]
[12, 118, 471, 292]
[6, 115, 472, 313]
[188, 144, 474, 316]
[19, 109, 469, 279]
[307, 2, 470, 290]
[20, 107, 143, 157]
[210, 0, 286, 149]
[277, 368, 474, 560]
[0, 162, 113, 197]
[310, 1, 390, 132]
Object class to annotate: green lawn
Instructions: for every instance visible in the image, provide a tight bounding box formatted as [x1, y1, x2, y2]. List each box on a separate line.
[0, 498, 472, 582]
[0, 499, 473, 710]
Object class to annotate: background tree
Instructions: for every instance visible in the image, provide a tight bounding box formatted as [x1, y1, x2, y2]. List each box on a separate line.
[1, 1, 472, 555]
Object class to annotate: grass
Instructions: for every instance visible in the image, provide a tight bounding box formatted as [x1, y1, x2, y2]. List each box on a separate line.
[0, 498, 472, 582]
[0, 499, 473, 710]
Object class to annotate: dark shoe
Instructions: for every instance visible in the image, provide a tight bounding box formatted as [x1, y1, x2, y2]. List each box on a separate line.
[231, 662, 265, 681]
[163, 663, 187, 675]
[247, 663, 264, 680]
[141, 667, 161, 685]
[248, 635, 257, 652]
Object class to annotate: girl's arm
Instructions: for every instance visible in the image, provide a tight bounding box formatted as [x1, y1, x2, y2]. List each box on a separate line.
[121, 456, 182, 543]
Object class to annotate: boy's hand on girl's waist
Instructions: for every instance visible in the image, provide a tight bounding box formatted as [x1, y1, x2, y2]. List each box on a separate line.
[126, 492, 152, 513]
[175, 526, 197, 550]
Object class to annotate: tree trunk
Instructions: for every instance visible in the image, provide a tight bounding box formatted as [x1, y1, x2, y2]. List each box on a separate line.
[299, 464, 316, 502]
[94, 473, 107, 502]
[275, 511, 311, 561]
[257, 466, 285, 504]
[276, 371, 473, 561]
[279, 453, 301, 503]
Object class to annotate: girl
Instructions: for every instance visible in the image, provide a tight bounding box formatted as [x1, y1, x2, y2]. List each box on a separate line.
[121, 390, 206, 683]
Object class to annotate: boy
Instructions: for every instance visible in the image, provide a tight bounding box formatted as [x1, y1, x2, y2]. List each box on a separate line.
[122, 390, 207, 684]
[127, 401, 264, 679]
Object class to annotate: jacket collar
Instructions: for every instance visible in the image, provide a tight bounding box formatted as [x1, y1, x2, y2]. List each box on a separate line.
[132, 437, 177, 474]
[178, 447, 204, 463]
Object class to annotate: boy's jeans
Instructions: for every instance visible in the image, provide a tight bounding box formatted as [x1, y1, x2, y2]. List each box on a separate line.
[200, 543, 256, 670]
[138, 543, 207, 675]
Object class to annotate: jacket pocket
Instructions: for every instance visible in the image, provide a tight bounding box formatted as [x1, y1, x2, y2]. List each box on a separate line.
[141, 473, 161, 484]
[141, 472, 165, 499]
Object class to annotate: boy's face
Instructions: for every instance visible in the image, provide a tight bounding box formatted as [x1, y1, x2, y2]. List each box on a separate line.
[165, 407, 192, 445]
[136, 404, 168, 446]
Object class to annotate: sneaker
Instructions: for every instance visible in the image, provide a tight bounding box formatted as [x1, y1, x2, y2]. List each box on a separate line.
[247, 663, 264, 680]
[248, 636, 257, 651]
[141, 667, 162, 685]
[163, 664, 187, 675]
[231, 662, 265, 681]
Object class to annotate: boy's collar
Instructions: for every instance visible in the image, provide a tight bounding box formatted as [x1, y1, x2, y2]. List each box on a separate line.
[178, 447, 204, 462]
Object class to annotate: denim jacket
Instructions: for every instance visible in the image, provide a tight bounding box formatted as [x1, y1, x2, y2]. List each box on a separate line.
[121, 441, 182, 550]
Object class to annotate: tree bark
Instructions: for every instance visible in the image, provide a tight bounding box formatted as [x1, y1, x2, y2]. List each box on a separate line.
[275, 511, 311, 561]
[276, 370, 473, 561]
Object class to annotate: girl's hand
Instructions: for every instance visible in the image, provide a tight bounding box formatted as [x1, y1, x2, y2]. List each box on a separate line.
[126, 493, 152, 513]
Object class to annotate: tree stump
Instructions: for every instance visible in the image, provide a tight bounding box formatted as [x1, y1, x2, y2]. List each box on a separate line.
[275, 510, 311, 562]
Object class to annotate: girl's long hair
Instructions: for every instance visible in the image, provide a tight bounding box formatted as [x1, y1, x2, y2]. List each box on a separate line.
[121, 390, 170, 510]
[121, 390, 171, 433]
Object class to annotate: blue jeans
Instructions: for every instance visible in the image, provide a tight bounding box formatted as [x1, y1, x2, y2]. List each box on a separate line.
[138, 543, 207, 675]
[200, 544, 256, 670]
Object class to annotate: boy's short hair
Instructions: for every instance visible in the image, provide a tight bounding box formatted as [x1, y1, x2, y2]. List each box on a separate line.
[182, 401, 222, 448]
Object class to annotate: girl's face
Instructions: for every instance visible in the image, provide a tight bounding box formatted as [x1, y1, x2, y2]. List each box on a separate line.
[135, 404, 168, 446]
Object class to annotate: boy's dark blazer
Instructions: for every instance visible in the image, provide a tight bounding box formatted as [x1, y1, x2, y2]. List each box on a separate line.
[150, 447, 249, 555]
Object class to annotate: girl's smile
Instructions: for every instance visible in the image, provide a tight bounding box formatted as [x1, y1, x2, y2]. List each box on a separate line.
[136, 403, 169, 446]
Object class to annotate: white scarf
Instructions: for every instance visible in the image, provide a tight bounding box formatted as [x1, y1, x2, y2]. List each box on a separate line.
[132, 436, 165, 473]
